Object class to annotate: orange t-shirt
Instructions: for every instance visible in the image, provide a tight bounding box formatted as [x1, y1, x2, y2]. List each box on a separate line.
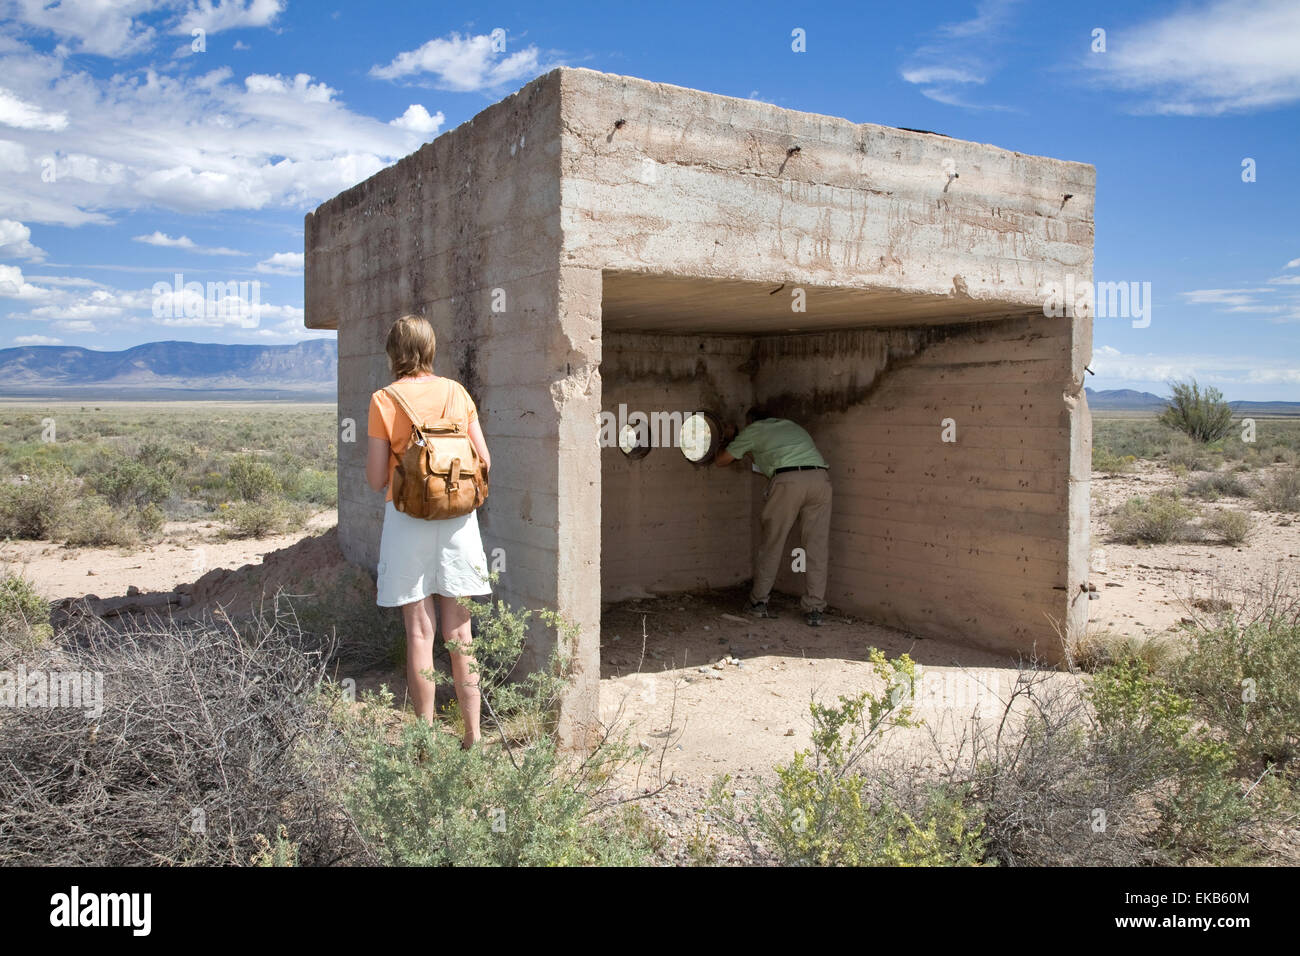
[368, 376, 480, 503]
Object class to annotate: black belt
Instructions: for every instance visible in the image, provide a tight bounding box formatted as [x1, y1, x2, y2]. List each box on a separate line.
[772, 465, 827, 475]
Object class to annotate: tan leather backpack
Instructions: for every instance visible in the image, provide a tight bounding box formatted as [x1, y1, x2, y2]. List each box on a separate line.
[384, 382, 488, 520]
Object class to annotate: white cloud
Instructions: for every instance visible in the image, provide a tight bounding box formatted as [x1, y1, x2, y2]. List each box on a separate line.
[0, 263, 52, 300]
[1286, 257, 1300, 269]
[370, 31, 547, 91]
[900, 66, 986, 86]
[0, 218, 45, 260]
[3, 270, 305, 338]
[133, 231, 245, 255]
[1085, 0, 1300, 115]
[1091, 345, 1300, 387]
[256, 251, 303, 275]
[0, 86, 68, 131]
[1181, 282, 1300, 324]
[0, 53, 438, 225]
[899, 0, 1021, 110]
[390, 104, 445, 136]
[175, 0, 285, 35]
[0, 138, 27, 172]
[135, 231, 196, 248]
[2, 0, 163, 58]
[55, 319, 97, 333]
[13, 333, 61, 345]
[1181, 288, 1274, 306]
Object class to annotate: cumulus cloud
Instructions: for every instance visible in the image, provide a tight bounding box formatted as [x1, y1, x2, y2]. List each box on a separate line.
[0, 54, 439, 225]
[0, 87, 68, 131]
[175, 0, 285, 35]
[390, 104, 444, 135]
[369, 31, 547, 91]
[1091, 344, 1300, 388]
[0, 218, 45, 260]
[1084, 0, 1300, 115]
[13, 333, 61, 345]
[1, 0, 163, 58]
[4, 268, 308, 340]
[0, 263, 52, 301]
[255, 251, 303, 275]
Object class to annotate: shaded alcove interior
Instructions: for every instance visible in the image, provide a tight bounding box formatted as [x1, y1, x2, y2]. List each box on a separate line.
[598, 269, 1051, 630]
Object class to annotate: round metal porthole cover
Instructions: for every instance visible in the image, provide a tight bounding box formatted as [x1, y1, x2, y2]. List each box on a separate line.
[679, 410, 723, 465]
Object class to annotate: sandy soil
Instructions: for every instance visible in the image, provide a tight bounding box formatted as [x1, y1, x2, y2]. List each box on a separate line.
[3, 510, 339, 606]
[8, 465, 1296, 863]
[1089, 460, 1299, 635]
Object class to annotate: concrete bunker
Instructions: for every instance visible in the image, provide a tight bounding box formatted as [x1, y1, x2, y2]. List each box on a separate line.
[305, 66, 1095, 747]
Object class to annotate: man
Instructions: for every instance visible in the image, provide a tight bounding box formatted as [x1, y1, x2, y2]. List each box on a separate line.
[714, 406, 832, 626]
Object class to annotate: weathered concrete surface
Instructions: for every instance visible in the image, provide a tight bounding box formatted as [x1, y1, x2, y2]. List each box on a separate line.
[307, 66, 1094, 747]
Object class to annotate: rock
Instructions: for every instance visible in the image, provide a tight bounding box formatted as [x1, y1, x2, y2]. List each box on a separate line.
[784, 728, 795, 736]
[127, 585, 140, 597]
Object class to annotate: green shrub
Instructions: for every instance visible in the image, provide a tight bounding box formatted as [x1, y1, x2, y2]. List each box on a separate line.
[1092, 447, 1135, 475]
[1165, 435, 1218, 472]
[0, 470, 80, 539]
[220, 499, 306, 538]
[1159, 380, 1234, 443]
[1254, 465, 1300, 513]
[0, 572, 52, 651]
[710, 650, 986, 866]
[93, 456, 176, 509]
[1089, 658, 1252, 861]
[54, 498, 140, 548]
[339, 595, 654, 866]
[1187, 471, 1250, 501]
[228, 455, 282, 502]
[1109, 492, 1198, 544]
[1168, 614, 1300, 768]
[289, 469, 336, 507]
[1201, 508, 1253, 546]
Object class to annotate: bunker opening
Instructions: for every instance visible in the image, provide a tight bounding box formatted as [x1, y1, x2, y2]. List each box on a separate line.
[599, 269, 1074, 658]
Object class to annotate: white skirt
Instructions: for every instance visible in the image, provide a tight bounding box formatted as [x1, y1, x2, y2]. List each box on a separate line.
[375, 499, 492, 607]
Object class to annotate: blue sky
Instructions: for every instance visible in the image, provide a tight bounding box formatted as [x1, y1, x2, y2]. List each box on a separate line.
[0, 0, 1296, 399]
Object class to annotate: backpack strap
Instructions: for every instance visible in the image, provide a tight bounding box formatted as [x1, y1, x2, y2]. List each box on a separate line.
[384, 383, 425, 430]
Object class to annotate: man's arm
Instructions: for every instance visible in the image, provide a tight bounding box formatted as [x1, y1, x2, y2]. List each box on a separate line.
[713, 422, 742, 467]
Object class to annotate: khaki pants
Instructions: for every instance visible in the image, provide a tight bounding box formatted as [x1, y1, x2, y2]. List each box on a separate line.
[751, 468, 832, 612]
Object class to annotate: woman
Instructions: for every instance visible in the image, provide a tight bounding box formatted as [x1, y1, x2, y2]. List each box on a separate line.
[365, 314, 492, 749]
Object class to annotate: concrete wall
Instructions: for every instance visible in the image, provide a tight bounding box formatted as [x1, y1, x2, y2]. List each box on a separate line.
[304, 69, 588, 734]
[600, 332, 755, 599]
[758, 317, 1088, 657]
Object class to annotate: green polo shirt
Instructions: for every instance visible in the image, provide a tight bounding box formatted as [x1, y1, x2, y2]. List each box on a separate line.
[725, 418, 827, 479]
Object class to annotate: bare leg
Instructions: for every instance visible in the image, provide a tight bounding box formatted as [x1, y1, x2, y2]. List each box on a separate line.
[400, 595, 438, 723]
[438, 594, 481, 748]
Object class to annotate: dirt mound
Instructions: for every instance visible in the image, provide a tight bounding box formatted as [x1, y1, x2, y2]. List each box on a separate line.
[182, 527, 375, 619]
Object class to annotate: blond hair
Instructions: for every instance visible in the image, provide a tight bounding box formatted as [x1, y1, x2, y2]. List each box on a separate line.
[386, 314, 436, 379]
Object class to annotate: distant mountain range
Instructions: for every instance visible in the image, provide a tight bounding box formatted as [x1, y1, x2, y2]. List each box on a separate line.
[0, 342, 1296, 412]
[1085, 388, 1300, 415]
[0, 339, 337, 400]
